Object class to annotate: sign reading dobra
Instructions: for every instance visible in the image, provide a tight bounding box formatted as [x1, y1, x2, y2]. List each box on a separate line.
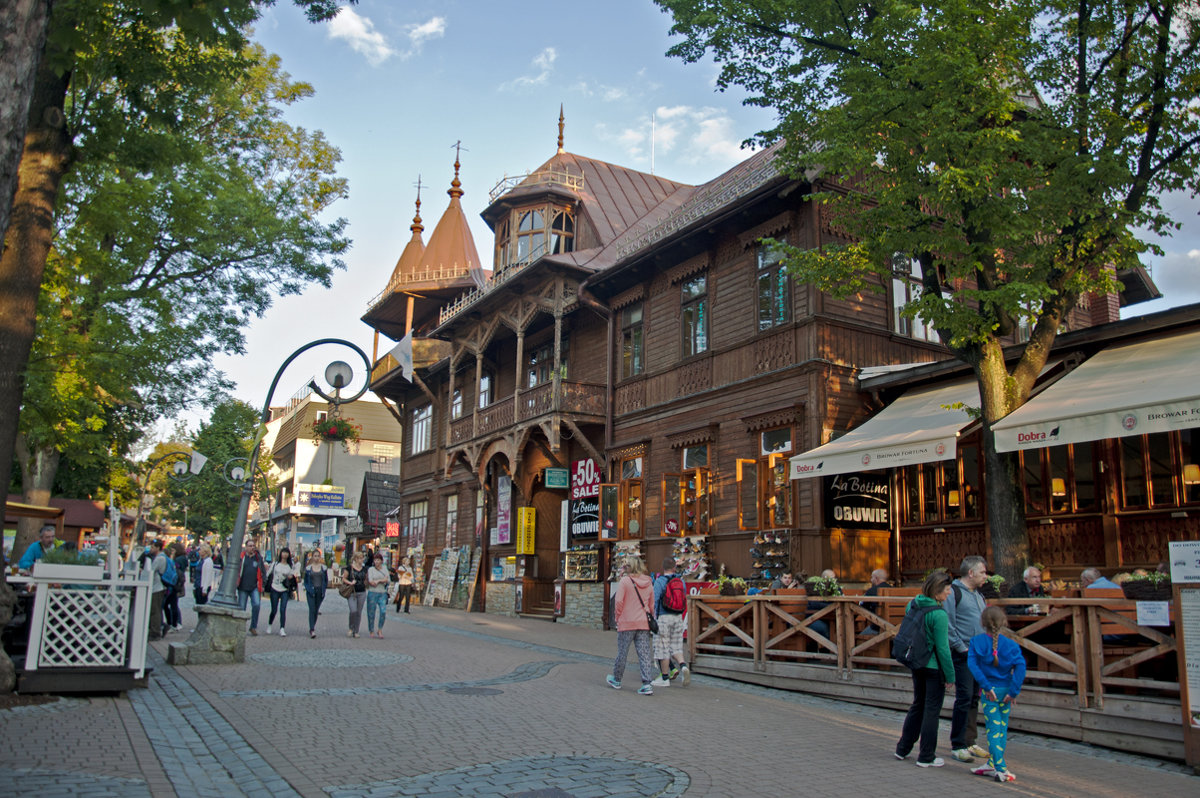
[824, 472, 890, 529]
[296, 483, 346, 509]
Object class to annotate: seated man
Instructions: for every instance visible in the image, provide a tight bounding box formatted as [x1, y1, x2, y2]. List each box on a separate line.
[770, 571, 801, 590]
[860, 568, 891, 635]
[17, 525, 59, 571]
[1080, 567, 1120, 590]
[1006, 565, 1048, 614]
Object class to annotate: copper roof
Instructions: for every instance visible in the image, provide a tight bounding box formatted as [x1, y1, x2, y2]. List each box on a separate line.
[387, 197, 426, 287]
[419, 157, 489, 289]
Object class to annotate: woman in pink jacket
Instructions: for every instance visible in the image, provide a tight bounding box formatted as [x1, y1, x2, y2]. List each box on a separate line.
[607, 557, 658, 695]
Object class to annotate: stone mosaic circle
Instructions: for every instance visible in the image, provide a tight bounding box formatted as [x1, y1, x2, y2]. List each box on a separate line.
[249, 650, 413, 668]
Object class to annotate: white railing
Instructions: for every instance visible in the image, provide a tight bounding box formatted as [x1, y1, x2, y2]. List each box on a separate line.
[489, 169, 584, 203]
[24, 562, 152, 678]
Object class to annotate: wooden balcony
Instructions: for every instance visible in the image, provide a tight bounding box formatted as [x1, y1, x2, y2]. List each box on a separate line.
[449, 380, 605, 445]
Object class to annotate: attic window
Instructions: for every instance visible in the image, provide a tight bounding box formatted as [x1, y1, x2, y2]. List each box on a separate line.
[495, 204, 574, 270]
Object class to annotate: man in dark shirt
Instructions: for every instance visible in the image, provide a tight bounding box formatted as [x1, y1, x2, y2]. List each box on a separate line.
[236, 539, 266, 635]
[1006, 565, 1047, 614]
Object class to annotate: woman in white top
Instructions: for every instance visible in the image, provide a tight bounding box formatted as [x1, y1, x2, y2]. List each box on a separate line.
[394, 555, 414, 613]
[194, 543, 215, 605]
[266, 547, 296, 636]
[366, 553, 389, 638]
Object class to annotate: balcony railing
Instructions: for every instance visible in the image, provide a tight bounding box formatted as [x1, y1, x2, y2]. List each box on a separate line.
[489, 169, 584, 203]
[448, 380, 605, 445]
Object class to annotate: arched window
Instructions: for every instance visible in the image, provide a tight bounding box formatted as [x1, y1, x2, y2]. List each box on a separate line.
[550, 210, 574, 255]
[495, 205, 575, 269]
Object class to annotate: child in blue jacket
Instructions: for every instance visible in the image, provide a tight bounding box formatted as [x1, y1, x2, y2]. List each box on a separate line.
[967, 606, 1026, 782]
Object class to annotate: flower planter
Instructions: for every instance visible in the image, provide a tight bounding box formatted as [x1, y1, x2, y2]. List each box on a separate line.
[1122, 580, 1172, 601]
[32, 562, 105, 581]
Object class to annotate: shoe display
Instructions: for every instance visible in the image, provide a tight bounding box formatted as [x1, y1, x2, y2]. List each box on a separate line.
[680, 664, 691, 686]
[967, 744, 990, 759]
[915, 758, 944, 768]
[636, 684, 653, 695]
[951, 748, 974, 762]
[606, 675, 621, 690]
[650, 677, 670, 687]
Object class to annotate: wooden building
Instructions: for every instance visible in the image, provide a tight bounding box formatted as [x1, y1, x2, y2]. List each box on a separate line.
[361, 115, 1158, 625]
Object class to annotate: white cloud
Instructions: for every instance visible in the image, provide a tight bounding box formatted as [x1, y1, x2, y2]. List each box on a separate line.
[599, 105, 753, 174]
[328, 8, 396, 66]
[407, 16, 446, 49]
[500, 47, 557, 91]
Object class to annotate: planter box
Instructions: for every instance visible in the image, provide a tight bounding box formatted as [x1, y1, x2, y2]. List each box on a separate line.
[32, 562, 105, 582]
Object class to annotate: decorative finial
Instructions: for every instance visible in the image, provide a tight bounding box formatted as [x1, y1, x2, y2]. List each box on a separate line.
[557, 104, 565, 154]
[448, 141, 466, 199]
[411, 175, 424, 234]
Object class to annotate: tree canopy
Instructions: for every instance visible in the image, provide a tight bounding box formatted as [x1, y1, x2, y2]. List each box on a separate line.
[656, 0, 1200, 577]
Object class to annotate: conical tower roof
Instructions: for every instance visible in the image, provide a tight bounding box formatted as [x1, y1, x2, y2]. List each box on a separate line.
[420, 150, 489, 288]
[388, 193, 426, 285]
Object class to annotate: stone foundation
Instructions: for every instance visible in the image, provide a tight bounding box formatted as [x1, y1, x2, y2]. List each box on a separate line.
[167, 603, 251, 665]
[558, 581, 606, 630]
[485, 582, 517, 618]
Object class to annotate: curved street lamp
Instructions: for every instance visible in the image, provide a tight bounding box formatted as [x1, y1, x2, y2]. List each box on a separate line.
[221, 457, 274, 554]
[207, 338, 370, 610]
[130, 450, 204, 558]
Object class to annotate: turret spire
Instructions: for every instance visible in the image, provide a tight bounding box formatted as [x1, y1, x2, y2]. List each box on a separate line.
[411, 175, 424, 234]
[557, 105, 565, 153]
[448, 141, 466, 200]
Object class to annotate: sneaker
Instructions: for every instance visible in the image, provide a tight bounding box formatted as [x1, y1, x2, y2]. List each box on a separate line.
[606, 675, 621, 690]
[347, 630, 354, 637]
[972, 765, 996, 777]
[894, 752, 909, 761]
[967, 744, 990, 759]
[651, 677, 670, 687]
[266, 626, 273, 635]
[951, 748, 974, 762]
[915, 758, 944, 768]
[680, 664, 691, 686]
[636, 684, 653, 695]
[994, 770, 1016, 783]
[667, 666, 680, 680]
[279, 629, 286, 637]
[249, 628, 258, 636]
[309, 631, 315, 639]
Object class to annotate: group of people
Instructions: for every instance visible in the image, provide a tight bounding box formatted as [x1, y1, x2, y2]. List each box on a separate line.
[607, 556, 692, 695]
[895, 556, 1025, 783]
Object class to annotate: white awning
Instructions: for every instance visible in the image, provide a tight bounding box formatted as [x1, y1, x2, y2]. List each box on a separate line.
[992, 329, 1200, 453]
[790, 377, 979, 479]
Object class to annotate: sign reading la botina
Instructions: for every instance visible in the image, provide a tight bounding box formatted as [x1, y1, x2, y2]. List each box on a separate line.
[569, 459, 600, 539]
[824, 473, 890, 530]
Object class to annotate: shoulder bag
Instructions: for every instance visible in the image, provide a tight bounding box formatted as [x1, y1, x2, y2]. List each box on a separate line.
[337, 570, 355, 598]
[630, 579, 659, 634]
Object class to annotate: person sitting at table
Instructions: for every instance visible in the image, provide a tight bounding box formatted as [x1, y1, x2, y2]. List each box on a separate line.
[1080, 568, 1120, 590]
[17, 525, 59, 571]
[861, 568, 891, 635]
[770, 571, 801, 590]
[1006, 566, 1047, 614]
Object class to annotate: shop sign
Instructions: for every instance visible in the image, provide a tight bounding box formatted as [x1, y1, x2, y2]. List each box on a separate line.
[1170, 541, 1200, 583]
[571, 459, 600, 499]
[385, 521, 400, 538]
[823, 472, 890, 530]
[570, 494, 599, 539]
[544, 467, 570, 489]
[497, 475, 512, 544]
[296, 483, 346, 509]
[517, 507, 536, 555]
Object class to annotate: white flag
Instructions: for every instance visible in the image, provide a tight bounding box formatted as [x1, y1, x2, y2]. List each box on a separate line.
[388, 332, 414, 381]
[189, 450, 209, 474]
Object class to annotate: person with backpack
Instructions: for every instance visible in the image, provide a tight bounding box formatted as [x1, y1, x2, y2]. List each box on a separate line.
[650, 557, 690, 688]
[146, 539, 170, 641]
[894, 570, 955, 768]
[944, 555, 991, 763]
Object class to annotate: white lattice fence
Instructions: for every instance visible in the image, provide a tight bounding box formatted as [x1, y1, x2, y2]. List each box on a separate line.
[38, 588, 130, 668]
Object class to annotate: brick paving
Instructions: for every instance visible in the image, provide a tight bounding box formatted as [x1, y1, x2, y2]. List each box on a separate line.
[1, 594, 1197, 797]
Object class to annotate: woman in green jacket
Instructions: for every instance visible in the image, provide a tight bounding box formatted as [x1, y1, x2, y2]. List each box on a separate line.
[895, 570, 956, 768]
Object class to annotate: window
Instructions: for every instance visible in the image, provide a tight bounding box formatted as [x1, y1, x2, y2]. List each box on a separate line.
[599, 454, 644, 540]
[662, 468, 713, 536]
[527, 334, 569, 387]
[757, 245, 791, 331]
[408, 500, 428, 547]
[444, 494, 458, 550]
[681, 274, 708, 357]
[451, 389, 463, 419]
[372, 445, 394, 472]
[891, 254, 937, 342]
[495, 205, 575, 271]
[737, 427, 794, 530]
[479, 370, 494, 408]
[411, 404, 432, 453]
[1019, 442, 1099, 516]
[620, 304, 643, 379]
[899, 441, 984, 524]
[682, 444, 708, 469]
[1120, 431, 1199, 509]
[516, 208, 545, 264]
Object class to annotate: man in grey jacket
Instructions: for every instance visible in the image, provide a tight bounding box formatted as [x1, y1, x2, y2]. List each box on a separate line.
[943, 555, 990, 763]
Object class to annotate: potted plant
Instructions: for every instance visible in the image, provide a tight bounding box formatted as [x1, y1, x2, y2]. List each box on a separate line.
[981, 573, 1006, 599]
[804, 574, 844, 597]
[32, 546, 105, 581]
[716, 574, 748, 596]
[1122, 570, 1172, 601]
[311, 415, 361, 443]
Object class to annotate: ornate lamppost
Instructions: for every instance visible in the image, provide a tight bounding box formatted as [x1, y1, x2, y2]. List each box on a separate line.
[169, 339, 369, 665]
[221, 457, 273, 555]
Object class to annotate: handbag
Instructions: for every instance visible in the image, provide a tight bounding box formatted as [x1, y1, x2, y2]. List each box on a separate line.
[629, 578, 659, 634]
[337, 580, 355, 599]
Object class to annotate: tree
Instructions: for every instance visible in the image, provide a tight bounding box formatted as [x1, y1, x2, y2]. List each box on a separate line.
[656, 0, 1200, 580]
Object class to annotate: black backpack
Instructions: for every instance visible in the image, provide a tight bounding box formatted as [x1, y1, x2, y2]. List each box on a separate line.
[892, 603, 943, 670]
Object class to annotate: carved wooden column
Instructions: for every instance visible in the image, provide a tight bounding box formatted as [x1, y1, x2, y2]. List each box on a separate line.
[514, 329, 525, 422]
[446, 350, 458, 448]
[552, 306, 563, 412]
[473, 354, 482, 440]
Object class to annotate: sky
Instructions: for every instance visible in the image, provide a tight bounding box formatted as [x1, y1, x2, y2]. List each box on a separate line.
[182, 0, 1200, 433]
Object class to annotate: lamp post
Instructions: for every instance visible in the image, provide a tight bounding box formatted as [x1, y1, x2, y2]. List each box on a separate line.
[221, 457, 273, 556]
[208, 339, 369, 610]
[130, 450, 204, 559]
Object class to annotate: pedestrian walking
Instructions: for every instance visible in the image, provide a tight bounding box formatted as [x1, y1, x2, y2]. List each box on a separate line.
[394, 555, 414, 613]
[145, 540, 169, 641]
[968, 607, 1026, 783]
[236, 539, 267, 636]
[303, 549, 328, 638]
[193, 543, 215, 605]
[162, 541, 187, 631]
[266, 547, 296, 637]
[945, 555, 991, 763]
[606, 556, 657, 695]
[366, 553, 389, 637]
[342, 552, 368, 638]
[895, 570, 955, 768]
[651, 556, 690, 687]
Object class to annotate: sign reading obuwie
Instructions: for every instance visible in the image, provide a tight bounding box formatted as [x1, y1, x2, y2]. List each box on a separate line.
[824, 472, 890, 530]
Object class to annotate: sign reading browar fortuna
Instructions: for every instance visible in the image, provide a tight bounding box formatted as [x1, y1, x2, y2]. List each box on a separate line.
[824, 472, 890, 530]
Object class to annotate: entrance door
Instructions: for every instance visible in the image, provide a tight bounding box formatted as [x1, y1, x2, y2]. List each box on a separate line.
[531, 487, 564, 580]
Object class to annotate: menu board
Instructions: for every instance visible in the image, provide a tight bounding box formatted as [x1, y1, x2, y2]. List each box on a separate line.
[1180, 588, 1200, 730]
[437, 548, 461, 603]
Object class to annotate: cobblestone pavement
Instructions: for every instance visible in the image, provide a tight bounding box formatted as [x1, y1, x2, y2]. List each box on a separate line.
[2, 595, 1197, 798]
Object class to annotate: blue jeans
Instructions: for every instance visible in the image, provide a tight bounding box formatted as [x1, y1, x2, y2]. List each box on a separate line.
[307, 589, 325, 633]
[268, 589, 289, 629]
[237, 588, 261, 630]
[366, 592, 387, 632]
[897, 667, 947, 764]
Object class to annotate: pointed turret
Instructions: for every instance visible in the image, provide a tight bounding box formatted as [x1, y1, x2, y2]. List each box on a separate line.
[387, 188, 426, 287]
[420, 146, 489, 291]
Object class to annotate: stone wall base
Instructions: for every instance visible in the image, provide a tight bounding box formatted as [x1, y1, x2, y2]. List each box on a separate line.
[167, 603, 250, 665]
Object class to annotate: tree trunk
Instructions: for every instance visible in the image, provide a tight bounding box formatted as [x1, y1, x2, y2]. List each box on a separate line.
[0, 0, 51, 253]
[13, 434, 61, 554]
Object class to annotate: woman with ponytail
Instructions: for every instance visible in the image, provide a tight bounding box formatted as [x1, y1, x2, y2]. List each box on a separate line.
[967, 606, 1026, 783]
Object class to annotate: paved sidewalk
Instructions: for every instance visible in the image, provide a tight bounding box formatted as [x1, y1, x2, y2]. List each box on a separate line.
[1, 595, 1196, 797]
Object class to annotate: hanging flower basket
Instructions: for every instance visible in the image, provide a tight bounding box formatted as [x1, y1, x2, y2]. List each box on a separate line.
[312, 416, 361, 444]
